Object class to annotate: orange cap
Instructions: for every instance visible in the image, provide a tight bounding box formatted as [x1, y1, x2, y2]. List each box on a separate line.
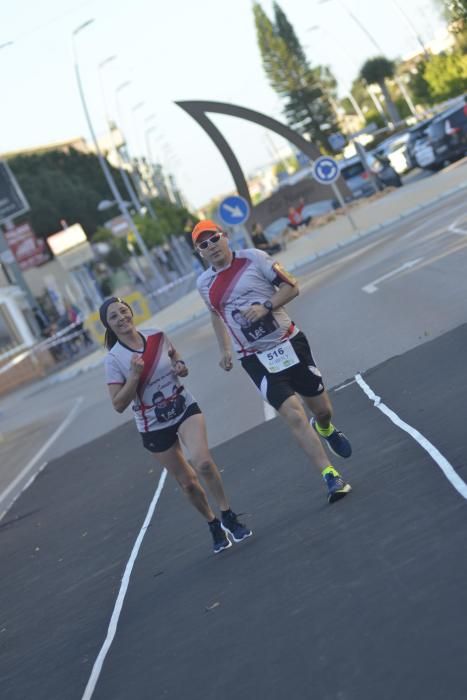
[191, 219, 222, 245]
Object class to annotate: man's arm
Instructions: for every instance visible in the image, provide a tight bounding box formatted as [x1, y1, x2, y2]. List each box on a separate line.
[210, 311, 234, 371]
[242, 282, 299, 322]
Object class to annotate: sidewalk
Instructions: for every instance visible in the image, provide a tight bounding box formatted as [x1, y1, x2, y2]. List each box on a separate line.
[50, 158, 467, 383]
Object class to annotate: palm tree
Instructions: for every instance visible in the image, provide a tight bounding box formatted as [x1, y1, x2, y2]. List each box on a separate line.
[360, 57, 401, 124]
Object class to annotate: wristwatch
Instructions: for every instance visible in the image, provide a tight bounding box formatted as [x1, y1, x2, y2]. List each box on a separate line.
[263, 300, 273, 312]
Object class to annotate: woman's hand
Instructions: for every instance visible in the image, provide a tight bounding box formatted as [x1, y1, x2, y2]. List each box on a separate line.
[129, 354, 145, 377]
[168, 347, 188, 377]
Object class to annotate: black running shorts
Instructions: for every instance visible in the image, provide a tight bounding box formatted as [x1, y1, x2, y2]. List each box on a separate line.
[240, 332, 325, 410]
[141, 403, 202, 453]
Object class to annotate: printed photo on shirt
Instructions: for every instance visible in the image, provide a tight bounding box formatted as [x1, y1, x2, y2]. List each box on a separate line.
[230, 305, 278, 343]
[152, 385, 187, 423]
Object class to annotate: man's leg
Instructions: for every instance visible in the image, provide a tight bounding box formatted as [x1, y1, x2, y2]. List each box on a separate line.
[277, 394, 333, 472]
[302, 390, 333, 428]
[277, 394, 351, 502]
[302, 391, 352, 459]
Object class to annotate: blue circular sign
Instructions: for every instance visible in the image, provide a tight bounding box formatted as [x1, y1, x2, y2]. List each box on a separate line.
[218, 195, 250, 226]
[312, 156, 339, 185]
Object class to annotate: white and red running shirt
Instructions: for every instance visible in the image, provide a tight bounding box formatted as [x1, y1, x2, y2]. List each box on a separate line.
[104, 329, 196, 433]
[197, 249, 299, 357]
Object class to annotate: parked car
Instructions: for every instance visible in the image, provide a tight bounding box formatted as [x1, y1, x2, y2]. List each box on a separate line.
[407, 117, 435, 168]
[337, 153, 402, 203]
[373, 132, 412, 174]
[423, 98, 467, 169]
[413, 136, 437, 169]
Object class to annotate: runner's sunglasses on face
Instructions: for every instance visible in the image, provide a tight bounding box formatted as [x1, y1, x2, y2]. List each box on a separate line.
[196, 232, 223, 250]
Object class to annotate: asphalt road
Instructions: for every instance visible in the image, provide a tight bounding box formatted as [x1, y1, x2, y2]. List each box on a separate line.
[0, 183, 466, 699]
[1, 323, 466, 700]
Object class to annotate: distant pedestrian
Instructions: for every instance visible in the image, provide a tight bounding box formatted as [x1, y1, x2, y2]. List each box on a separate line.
[288, 198, 311, 231]
[100, 296, 252, 554]
[251, 222, 282, 255]
[192, 220, 352, 504]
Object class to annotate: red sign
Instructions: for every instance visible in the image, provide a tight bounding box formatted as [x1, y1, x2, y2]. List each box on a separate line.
[4, 222, 50, 270]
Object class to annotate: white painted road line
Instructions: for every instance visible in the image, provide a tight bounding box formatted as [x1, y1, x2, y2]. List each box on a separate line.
[362, 258, 424, 294]
[449, 218, 467, 235]
[355, 374, 467, 500]
[81, 469, 168, 700]
[0, 396, 85, 521]
[334, 379, 356, 393]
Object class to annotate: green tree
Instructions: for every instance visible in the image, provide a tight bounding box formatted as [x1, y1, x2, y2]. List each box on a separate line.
[8, 149, 127, 237]
[360, 57, 401, 124]
[433, 0, 467, 50]
[424, 52, 467, 100]
[434, 0, 467, 24]
[253, 1, 338, 151]
[410, 52, 467, 103]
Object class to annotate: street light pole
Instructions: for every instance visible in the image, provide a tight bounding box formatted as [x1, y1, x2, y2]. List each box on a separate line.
[98, 62, 143, 213]
[72, 19, 161, 286]
[130, 102, 157, 219]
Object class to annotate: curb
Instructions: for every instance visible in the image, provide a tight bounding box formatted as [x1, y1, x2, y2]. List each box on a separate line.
[289, 178, 467, 273]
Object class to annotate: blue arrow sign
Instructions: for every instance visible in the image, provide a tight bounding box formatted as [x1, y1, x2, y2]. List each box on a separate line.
[312, 156, 340, 185]
[218, 195, 250, 226]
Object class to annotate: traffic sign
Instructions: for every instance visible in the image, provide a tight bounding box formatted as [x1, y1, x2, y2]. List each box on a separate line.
[218, 195, 250, 226]
[312, 156, 340, 185]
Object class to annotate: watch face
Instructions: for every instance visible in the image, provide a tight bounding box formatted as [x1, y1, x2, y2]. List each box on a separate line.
[264, 300, 273, 311]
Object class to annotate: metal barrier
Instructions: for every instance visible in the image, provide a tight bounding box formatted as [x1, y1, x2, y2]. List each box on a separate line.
[146, 272, 197, 312]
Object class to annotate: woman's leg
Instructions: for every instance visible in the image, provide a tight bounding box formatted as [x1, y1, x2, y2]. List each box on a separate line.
[178, 413, 229, 511]
[156, 439, 216, 521]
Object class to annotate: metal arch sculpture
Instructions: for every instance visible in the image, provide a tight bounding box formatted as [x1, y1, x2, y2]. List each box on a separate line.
[175, 100, 323, 208]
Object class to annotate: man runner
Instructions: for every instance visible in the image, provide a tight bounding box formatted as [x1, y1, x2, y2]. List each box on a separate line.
[193, 220, 352, 503]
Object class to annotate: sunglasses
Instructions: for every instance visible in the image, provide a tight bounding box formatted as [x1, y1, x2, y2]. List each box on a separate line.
[197, 232, 223, 250]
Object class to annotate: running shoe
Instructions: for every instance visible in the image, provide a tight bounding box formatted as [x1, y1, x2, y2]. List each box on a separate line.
[324, 472, 352, 504]
[221, 510, 253, 543]
[209, 519, 232, 554]
[311, 418, 352, 458]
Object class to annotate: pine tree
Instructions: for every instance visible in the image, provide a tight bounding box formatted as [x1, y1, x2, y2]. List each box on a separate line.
[253, 2, 337, 151]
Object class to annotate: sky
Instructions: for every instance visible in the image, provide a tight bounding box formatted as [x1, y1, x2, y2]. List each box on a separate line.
[1, 0, 446, 209]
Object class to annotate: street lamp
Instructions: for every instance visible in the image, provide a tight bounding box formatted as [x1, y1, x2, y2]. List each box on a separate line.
[98, 58, 143, 214]
[97, 54, 117, 121]
[72, 19, 161, 286]
[115, 80, 132, 144]
[97, 199, 130, 212]
[131, 101, 145, 156]
[0, 41, 14, 50]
